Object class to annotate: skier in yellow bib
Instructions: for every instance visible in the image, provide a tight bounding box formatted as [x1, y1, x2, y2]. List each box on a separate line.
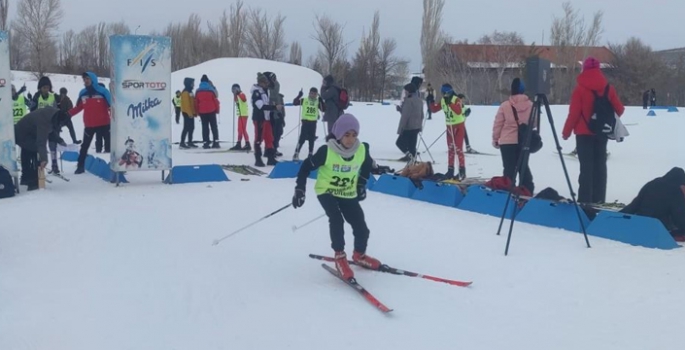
[293, 114, 379, 281]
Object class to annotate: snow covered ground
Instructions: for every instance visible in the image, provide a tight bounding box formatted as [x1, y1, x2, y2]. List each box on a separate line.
[2, 61, 685, 350]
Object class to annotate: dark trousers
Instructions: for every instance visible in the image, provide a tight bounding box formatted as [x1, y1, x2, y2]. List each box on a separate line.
[272, 118, 284, 149]
[20, 148, 38, 186]
[296, 120, 317, 155]
[64, 117, 78, 143]
[181, 114, 195, 144]
[464, 128, 471, 147]
[395, 129, 420, 157]
[95, 124, 110, 153]
[576, 135, 608, 204]
[174, 107, 181, 124]
[318, 194, 370, 253]
[500, 144, 534, 193]
[78, 125, 110, 169]
[200, 113, 219, 143]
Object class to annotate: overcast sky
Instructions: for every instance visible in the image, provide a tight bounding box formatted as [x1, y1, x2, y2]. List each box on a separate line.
[9, 0, 685, 71]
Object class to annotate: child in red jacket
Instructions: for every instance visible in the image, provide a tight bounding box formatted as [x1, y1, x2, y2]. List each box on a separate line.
[429, 84, 466, 180]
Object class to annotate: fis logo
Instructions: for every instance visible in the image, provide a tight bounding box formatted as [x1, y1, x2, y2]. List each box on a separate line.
[127, 43, 157, 73]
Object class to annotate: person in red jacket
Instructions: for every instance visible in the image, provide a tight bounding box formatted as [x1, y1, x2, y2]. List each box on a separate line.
[429, 84, 466, 180]
[195, 74, 221, 149]
[562, 57, 625, 204]
[69, 72, 112, 174]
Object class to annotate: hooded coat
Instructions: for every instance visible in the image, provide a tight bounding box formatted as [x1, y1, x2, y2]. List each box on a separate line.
[69, 72, 112, 128]
[493, 95, 534, 145]
[398, 92, 424, 134]
[180, 78, 197, 117]
[195, 80, 220, 114]
[320, 75, 342, 123]
[621, 167, 685, 233]
[14, 107, 66, 162]
[562, 68, 625, 138]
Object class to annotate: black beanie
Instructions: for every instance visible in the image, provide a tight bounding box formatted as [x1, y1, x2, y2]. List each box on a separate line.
[309, 87, 318, 93]
[38, 76, 52, 91]
[511, 78, 525, 95]
[404, 83, 417, 94]
[201, 74, 209, 83]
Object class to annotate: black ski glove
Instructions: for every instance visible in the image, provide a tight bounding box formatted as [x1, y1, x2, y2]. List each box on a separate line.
[297, 89, 303, 99]
[293, 188, 306, 208]
[464, 108, 471, 117]
[357, 184, 367, 201]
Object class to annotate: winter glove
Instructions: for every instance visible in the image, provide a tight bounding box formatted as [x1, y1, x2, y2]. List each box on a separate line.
[357, 184, 367, 201]
[492, 141, 500, 149]
[464, 108, 471, 117]
[297, 89, 303, 99]
[292, 189, 306, 208]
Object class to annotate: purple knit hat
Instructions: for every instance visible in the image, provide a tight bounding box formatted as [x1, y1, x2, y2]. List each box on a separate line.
[331, 114, 360, 140]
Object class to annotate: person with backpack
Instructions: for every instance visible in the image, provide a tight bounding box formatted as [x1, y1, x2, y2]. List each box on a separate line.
[429, 84, 467, 180]
[320, 75, 348, 133]
[229, 84, 251, 151]
[396, 83, 424, 162]
[292, 87, 324, 161]
[292, 113, 379, 281]
[620, 167, 685, 242]
[492, 78, 535, 193]
[562, 57, 625, 204]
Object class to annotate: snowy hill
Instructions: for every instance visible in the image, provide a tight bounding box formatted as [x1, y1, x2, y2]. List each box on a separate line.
[2, 61, 685, 350]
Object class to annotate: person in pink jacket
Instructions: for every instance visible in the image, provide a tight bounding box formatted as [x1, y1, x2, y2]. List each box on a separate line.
[492, 78, 535, 193]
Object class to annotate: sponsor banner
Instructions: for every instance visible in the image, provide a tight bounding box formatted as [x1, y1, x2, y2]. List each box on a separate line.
[0, 31, 17, 175]
[109, 35, 172, 172]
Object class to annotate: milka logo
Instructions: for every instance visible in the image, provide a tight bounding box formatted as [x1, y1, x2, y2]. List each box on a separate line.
[127, 98, 162, 119]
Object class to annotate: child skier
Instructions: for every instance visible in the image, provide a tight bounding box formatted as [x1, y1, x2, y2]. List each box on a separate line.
[292, 114, 380, 281]
[229, 84, 252, 151]
[292, 87, 323, 161]
[429, 84, 466, 180]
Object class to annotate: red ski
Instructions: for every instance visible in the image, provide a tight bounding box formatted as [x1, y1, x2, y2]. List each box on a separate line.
[321, 264, 393, 314]
[311, 254, 472, 287]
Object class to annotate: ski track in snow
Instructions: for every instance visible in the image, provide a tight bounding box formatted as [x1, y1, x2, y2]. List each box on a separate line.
[2, 64, 685, 350]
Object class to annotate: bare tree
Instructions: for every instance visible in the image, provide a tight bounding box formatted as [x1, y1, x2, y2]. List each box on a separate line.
[311, 14, 349, 75]
[10, 26, 29, 70]
[289, 41, 302, 65]
[477, 31, 525, 96]
[207, 10, 231, 57]
[609, 38, 669, 105]
[227, 0, 248, 57]
[245, 8, 287, 60]
[0, 0, 8, 31]
[58, 29, 77, 73]
[421, 0, 446, 86]
[550, 2, 604, 102]
[378, 38, 409, 102]
[14, 0, 64, 77]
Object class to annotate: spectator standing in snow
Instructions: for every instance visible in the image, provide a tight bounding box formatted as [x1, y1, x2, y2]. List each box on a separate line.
[642, 90, 650, 109]
[229, 84, 251, 151]
[57, 87, 80, 145]
[292, 87, 324, 161]
[195, 74, 221, 149]
[425, 83, 435, 120]
[650, 88, 657, 107]
[14, 107, 68, 190]
[93, 82, 111, 154]
[396, 83, 424, 162]
[68, 72, 113, 174]
[264, 72, 284, 156]
[562, 57, 625, 204]
[251, 73, 282, 167]
[320, 75, 343, 133]
[172, 90, 182, 124]
[620, 167, 685, 241]
[492, 78, 535, 193]
[179, 78, 198, 149]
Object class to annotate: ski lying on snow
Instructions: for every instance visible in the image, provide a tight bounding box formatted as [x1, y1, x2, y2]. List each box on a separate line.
[311, 254, 471, 287]
[48, 171, 70, 182]
[321, 263, 393, 313]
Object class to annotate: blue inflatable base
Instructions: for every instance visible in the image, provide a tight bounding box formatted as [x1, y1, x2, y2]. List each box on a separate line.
[457, 186, 516, 218]
[164, 164, 229, 184]
[370, 174, 417, 198]
[647, 110, 657, 117]
[586, 211, 679, 250]
[411, 181, 464, 207]
[668, 106, 679, 112]
[517, 199, 590, 233]
[269, 161, 318, 179]
[649, 106, 669, 110]
[61, 151, 79, 162]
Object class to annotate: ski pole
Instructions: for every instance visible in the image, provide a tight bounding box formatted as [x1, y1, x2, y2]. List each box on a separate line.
[282, 123, 299, 139]
[232, 100, 236, 145]
[291, 213, 326, 232]
[425, 130, 446, 152]
[212, 203, 292, 246]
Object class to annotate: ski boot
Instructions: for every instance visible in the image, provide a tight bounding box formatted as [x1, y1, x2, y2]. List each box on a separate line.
[179, 142, 189, 149]
[445, 166, 455, 179]
[75, 166, 85, 174]
[334, 251, 354, 280]
[202, 142, 211, 149]
[243, 142, 251, 151]
[212, 141, 220, 149]
[188, 141, 198, 148]
[50, 163, 60, 175]
[254, 146, 265, 167]
[266, 149, 279, 166]
[458, 167, 466, 181]
[229, 142, 242, 151]
[292, 152, 300, 161]
[352, 251, 381, 271]
[465, 146, 476, 154]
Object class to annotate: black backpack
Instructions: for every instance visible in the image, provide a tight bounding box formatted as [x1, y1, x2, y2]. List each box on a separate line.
[0, 166, 15, 199]
[512, 106, 542, 153]
[588, 84, 616, 136]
